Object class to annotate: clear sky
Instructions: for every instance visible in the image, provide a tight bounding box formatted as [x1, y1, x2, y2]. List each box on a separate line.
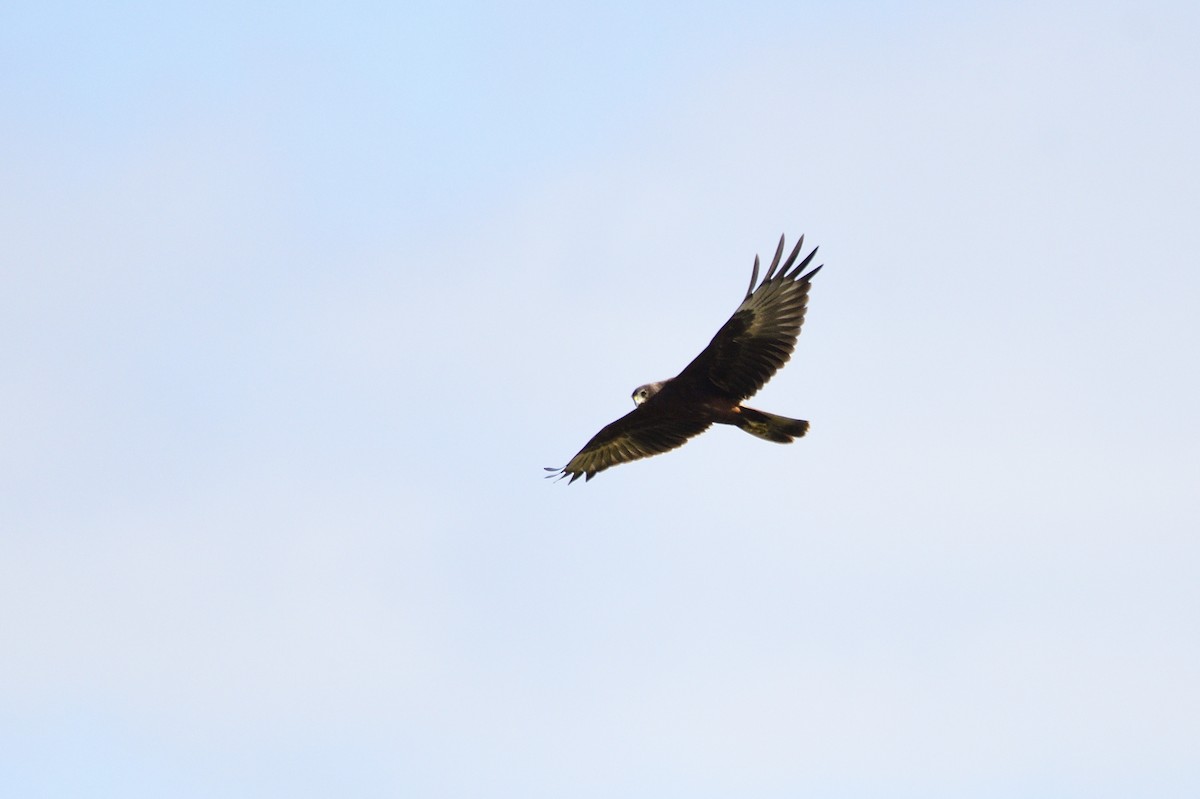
[3, 1, 1199, 796]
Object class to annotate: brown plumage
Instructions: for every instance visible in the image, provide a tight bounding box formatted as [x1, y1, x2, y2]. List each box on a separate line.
[546, 234, 823, 483]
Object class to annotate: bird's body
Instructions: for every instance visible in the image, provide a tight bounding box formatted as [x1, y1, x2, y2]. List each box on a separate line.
[547, 234, 823, 483]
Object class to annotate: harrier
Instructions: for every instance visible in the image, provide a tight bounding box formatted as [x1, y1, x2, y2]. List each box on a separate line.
[546, 234, 823, 483]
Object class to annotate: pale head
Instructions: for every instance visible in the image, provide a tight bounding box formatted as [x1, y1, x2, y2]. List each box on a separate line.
[632, 381, 666, 406]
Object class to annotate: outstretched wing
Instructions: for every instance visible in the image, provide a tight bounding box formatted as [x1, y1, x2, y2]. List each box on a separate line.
[675, 234, 822, 400]
[545, 402, 712, 484]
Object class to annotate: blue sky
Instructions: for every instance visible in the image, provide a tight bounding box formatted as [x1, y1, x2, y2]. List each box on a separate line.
[3, 1, 1199, 796]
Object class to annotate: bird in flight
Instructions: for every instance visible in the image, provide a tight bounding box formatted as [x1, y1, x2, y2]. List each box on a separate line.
[546, 234, 824, 483]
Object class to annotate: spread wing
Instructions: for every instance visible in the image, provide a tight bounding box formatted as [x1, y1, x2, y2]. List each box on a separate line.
[675, 234, 822, 400]
[545, 401, 712, 484]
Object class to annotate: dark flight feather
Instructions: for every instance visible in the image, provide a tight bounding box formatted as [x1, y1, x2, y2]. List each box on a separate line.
[677, 235, 820, 400]
[545, 395, 713, 483]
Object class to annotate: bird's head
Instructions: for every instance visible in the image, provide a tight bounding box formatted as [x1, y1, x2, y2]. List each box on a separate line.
[632, 381, 665, 406]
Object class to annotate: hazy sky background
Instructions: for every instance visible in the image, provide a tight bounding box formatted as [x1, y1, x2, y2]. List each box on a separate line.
[3, 1, 1199, 796]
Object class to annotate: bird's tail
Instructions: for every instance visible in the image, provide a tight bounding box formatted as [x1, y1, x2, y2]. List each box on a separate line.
[736, 406, 810, 443]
